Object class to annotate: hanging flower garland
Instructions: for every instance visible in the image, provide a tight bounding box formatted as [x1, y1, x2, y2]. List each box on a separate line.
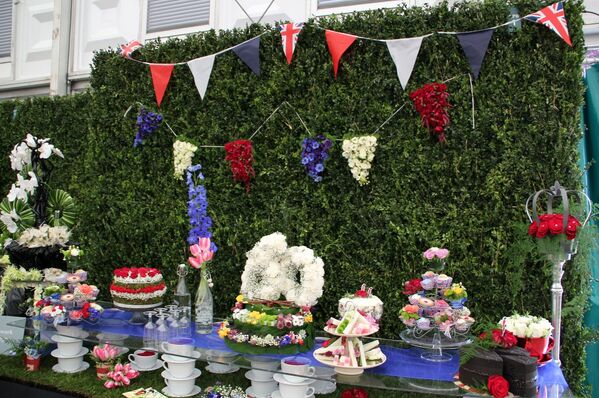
[409, 82, 451, 143]
[173, 139, 198, 180]
[186, 164, 217, 252]
[301, 135, 332, 182]
[341, 136, 377, 186]
[133, 107, 163, 147]
[224, 140, 254, 192]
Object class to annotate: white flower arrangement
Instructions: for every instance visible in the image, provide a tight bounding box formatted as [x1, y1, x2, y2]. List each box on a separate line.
[173, 140, 198, 180]
[240, 232, 325, 307]
[9, 134, 63, 172]
[502, 314, 553, 339]
[109, 287, 167, 301]
[17, 225, 70, 248]
[342, 136, 377, 186]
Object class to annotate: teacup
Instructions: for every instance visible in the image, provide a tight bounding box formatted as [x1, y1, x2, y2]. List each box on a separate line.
[250, 379, 278, 396]
[206, 349, 238, 372]
[128, 349, 157, 369]
[162, 354, 196, 378]
[161, 337, 194, 357]
[275, 374, 315, 398]
[161, 370, 198, 396]
[57, 354, 84, 372]
[281, 356, 315, 383]
[52, 335, 83, 357]
[249, 356, 279, 380]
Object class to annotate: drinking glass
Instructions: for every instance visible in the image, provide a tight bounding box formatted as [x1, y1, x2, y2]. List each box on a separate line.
[155, 314, 169, 346]
[168, 309, 180, 341]
[143, 311, 157, 349]
[178, 306, 192, 338]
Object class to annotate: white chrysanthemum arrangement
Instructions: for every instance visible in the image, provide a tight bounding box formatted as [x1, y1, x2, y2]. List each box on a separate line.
[17, 225, 71, 248]
[173, 140, 198, 179]
[341, 136, 377, 186]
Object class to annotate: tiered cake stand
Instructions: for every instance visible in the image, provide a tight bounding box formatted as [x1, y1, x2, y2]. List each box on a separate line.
[113, 302, 163, 325]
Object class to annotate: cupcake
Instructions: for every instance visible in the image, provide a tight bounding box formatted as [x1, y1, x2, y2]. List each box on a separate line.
[435, 299, 450, 310]
[454, 318, 468, 332]
[439, 320, 453, 333]
[74, 270, 88, 281]
[418, 297, 434, 307]
[403, 318, 416, 327]
[435, 274, 453, 289]
[422, 271, 437, 280]
[66, 275, 81, 284]
[420, 279, 435, 290]
[416, 318, 431, 330]
[452, 306, 471, 318]
[408, 294, 421, 305]
[61, 293, 74, 302]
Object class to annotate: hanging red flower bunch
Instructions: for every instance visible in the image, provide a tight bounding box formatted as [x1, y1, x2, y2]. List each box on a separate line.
[224, 139, 255, 192]
[409, 82, 452, 143]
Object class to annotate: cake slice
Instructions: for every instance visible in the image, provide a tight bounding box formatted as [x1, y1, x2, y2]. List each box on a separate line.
[495, 347, 538, 397]
[459, 349, 503, 387]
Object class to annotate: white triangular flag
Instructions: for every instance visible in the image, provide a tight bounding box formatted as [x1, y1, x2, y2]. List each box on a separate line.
[386, 36, 424, 90]
[187, 54, 216, 100]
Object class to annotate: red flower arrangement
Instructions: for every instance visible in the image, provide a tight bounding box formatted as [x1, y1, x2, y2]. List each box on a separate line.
[402, 278, 423, 295]
[340, 388, 369, 398]
[487, 375, 509, 398]
[109, 283, 166, 294]
[527, 213, 581, 240]
[224, 139, 254, 192]
[410, 82, 452, 143]
[113, 267, 160, 279]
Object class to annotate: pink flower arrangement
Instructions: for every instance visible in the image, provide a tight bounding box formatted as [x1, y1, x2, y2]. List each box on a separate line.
[423, 247, 449, 260]
[188, 237, 215, 269]
[103, 363, 139, 389]
[91, 343, 120, 364]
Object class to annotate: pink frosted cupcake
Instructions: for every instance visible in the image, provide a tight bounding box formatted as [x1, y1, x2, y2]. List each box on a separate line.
[422, 271, 437, 280]
[416, 318, 431, 330]
[420, 279, 435, 290]
[66, 275, 81, 284]
[408, 294, 421, 305]
[435, 274, 453, 289]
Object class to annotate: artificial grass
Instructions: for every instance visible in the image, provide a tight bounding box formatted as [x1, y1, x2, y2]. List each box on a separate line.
[0, 354, 439, 398]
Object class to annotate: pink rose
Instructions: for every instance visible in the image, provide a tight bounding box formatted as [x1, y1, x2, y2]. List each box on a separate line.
[436, 248, 449, 259]
[423, 248, 436, 260]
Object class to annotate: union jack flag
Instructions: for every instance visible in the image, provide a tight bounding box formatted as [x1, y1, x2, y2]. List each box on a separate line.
[119, 40, 143, 58]
[524, 2, 572, 46]
[279, 22, 304, 64]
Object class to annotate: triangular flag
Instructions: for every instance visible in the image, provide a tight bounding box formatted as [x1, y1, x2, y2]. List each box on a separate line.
[524, 2, 572, 46]
[325, 30, 357, 78]
[187, 55, 216, 100]
[386, 36, 424, 89]
[232, 37, 261, 76]
[279, 22, 304, 64]
[149, 64, 174, 107]
[457, 28, 495, 79]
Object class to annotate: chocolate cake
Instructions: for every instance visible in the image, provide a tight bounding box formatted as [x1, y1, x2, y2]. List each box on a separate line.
[495, 346, 538, 397]
[459, 349, 503, 388]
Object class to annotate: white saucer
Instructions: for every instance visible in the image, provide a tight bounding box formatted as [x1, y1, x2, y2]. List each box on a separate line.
[273, 372, 314, 385]
[245, 370, 276, 382]
[116, 347, 129, 356]
[52, 361, 90, 374]
[161, 385, 201, 397]
[205, 364, 240, 374]
[130, 359, 163, 372]
[246, 386, 273, 398]
[51, 347, 89, 359]
[161, 368, 201, 380]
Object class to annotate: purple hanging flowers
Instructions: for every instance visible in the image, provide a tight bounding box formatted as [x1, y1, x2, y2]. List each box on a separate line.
[301, 135, 332, 182]
[186, 164, 217, 252]
[133, 107, 163, 147]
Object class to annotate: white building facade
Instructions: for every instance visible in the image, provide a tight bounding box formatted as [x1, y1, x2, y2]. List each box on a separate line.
[0, 0, 597, 99]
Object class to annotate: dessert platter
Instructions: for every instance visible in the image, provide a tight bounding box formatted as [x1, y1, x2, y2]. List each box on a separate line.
[110, 267, 166, 324]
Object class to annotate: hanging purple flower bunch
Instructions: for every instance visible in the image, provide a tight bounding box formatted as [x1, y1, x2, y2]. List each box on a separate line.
[133, 107, 163, 147]
[301, 135, 332, 182]
[186, 164, 217, 252]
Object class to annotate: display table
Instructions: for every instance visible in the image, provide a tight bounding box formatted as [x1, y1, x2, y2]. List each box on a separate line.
[7, 304, 574, 397]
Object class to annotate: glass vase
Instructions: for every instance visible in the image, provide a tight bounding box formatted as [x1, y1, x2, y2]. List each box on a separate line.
[194, 269, 213, 334]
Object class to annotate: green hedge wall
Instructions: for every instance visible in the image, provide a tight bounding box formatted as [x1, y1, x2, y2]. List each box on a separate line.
[0, 0, 591, 394]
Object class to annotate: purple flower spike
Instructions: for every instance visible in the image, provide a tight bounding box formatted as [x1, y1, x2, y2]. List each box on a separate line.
[301, 135, 332, 182]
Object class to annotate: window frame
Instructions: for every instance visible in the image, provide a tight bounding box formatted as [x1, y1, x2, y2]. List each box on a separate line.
[0, 0, 15, 63]
[142, 0, 214, 41]
[312, 0, 402, 16]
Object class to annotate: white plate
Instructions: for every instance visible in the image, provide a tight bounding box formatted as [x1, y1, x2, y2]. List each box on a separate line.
[205, 364, 240, 374]
[246, 386, 273, 398]
[52, 361, 90, 374]
[161, 385, 201, 397]
[130, 359, 163, 372]
[273, 373, 314, 386]
[312, 351, 387, 376]
[51, 347, 89, 359]
[323, 326, 379, 338]
[271, 391, 314, 398]
[161, 368, 202, 381]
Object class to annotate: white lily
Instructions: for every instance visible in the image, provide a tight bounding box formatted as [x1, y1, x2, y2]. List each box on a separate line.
[25, 134, 37, 148]
[38, 142, 54, 159]
[7, 184, 27, 202]
[0, 211, 17, 233]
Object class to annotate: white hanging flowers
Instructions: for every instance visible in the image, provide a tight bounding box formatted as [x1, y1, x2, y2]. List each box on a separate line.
[9, 135, 63, 171]
[342, 136, 377, 186]
[173, 140, 198, 180]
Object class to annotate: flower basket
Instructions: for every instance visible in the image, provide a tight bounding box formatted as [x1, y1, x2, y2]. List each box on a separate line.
[5, 241, 67, 270]
[24, 355, 41, 371]
[96, 362, 112, 379]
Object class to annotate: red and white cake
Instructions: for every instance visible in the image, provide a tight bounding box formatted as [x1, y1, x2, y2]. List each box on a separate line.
[110, 267, 166, 308]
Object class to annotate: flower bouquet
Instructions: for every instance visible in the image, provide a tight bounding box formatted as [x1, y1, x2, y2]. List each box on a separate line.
[90, 343, 121, 379]
[3, 336, 50, 371]
[423, 247, 449, 271]
[104, 363, 139, 389]
[443, 283, 468, 309]
[501, 314, 554, 363]
[200, 383, 246, 398]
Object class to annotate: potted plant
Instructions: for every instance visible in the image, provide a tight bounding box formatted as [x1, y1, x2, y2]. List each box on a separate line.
[3, 336, 49, 371]
[90, 343, 120, 379]
[443, 283, 468, 309]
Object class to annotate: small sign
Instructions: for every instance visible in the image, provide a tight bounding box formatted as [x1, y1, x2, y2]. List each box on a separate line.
[0, 316, 25, 355]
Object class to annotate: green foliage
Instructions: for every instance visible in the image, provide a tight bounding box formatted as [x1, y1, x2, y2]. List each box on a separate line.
[0, 0, 590, 394]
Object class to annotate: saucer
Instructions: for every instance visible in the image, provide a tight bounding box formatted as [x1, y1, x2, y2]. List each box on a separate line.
[271, 390, 314, 398]
[205, 363, 240, 374]
[51, 347, 89, 359]
[246, 386, 274, 398]
[161, 368, 201, 381]
[116, 347, 129, 356]
[130, 359, 163, 372]
[161, 385, 201, 397]
[52, 361, 90, 374]
[245, 369, 276, 382]
[273, 372, 314, 385]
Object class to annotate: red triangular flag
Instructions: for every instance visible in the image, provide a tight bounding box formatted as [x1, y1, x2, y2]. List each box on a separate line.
[149, 64, 174, 107]
[325, 30, 357, 78]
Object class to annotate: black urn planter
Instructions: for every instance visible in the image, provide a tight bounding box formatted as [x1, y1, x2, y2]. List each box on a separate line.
[5, 241, 67, 271]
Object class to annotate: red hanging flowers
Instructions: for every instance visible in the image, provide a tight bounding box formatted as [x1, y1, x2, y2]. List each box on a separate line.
[528, 213, 581, 240]
[224, 139, 255, 192]
[409, 82, 452, 143]
[340, 388, 369, 398]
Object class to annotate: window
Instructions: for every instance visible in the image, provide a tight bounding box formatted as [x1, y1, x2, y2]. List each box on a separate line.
[317, 0, 388, 9]
[146, 0, 210, 33]
[0, 0, 12, 58]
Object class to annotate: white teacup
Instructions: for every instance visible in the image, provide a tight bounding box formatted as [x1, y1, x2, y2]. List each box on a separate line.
[55, 324, 83, 338]
[161, 370, 199, 396]
[251, 379, 278, 396]
[281, 356, 315, 383]
[128, 349, 157, 369]
[162, 354, 196, 378]
[52, 335, 83, 357]
[206, 349, 238, 372]
[161, 337, 194, 356]
[275, 374, 315, 398]
[57, 355, 84, 372]
[249, 356, 279, 380]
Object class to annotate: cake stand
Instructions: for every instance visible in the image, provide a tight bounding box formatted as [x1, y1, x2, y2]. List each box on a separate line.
[113, 302, 163, 325]
[400, 328, 472, 362]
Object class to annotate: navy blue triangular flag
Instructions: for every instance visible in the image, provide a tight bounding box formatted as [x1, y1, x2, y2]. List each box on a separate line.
[457, 28, 495, 79]
[233, 37, 261, 76]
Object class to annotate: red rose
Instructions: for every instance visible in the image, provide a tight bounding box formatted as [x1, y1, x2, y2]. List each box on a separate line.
[491, 329, 517, 348]
[139, 269, 147, 277]
[402, 279, 423, 295]
[355, 290, 368, 298]
[130, 270, 138, 279]
[488, 375, 509, 398]
[549, 219, 563, 235]
[536, 221, 549, 238]
[527, 222, 538, 236]
[340, 388, 369, 398]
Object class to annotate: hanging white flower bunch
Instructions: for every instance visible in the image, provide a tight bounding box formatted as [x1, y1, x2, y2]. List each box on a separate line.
[342, 136, 377, 186]
[173, 140, 198, 180]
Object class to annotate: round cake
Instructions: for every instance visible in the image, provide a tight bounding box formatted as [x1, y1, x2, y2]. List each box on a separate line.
[338, 286, 383, 322]
[110, 267, 166, 308]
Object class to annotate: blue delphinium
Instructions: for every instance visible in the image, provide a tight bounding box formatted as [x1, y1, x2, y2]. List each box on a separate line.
[133, 107, 163, 147]
[186, 164, 217, 252]
[300, 135, 332, 182]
